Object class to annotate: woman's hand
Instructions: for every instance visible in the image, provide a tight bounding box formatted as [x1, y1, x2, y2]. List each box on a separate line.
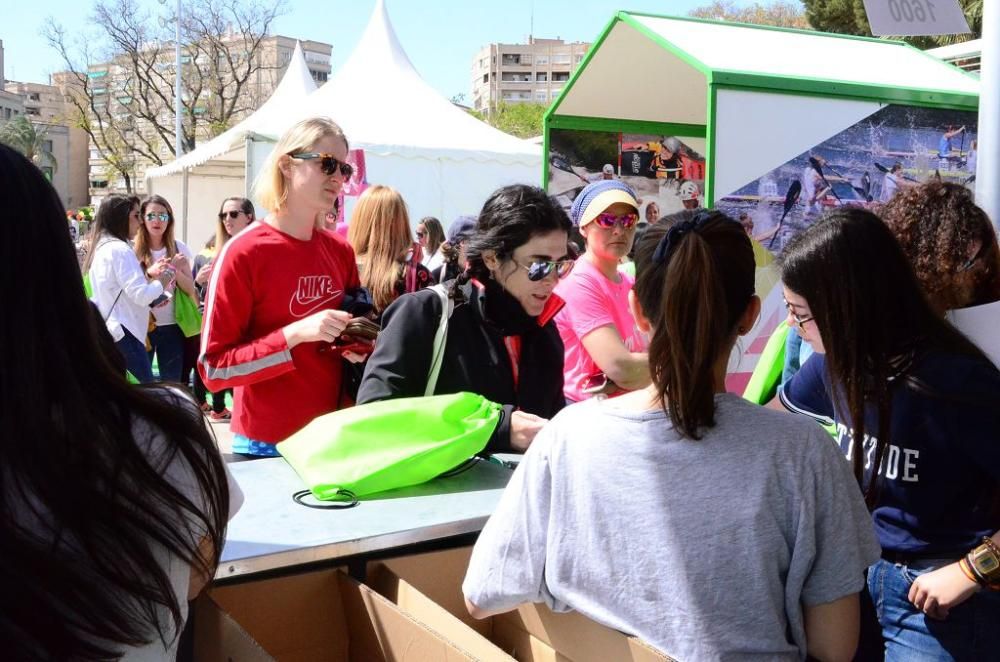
[195, 262, 213, 286]
[171, 252, 191, 274]
[510, 410, 547, 452]
[908, 562, 980, 620]
[283, 309, 351, 349]
[147, 258, 170, 279]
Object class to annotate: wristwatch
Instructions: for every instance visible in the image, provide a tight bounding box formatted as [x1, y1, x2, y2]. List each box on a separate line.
[968, 539, 1000, 586]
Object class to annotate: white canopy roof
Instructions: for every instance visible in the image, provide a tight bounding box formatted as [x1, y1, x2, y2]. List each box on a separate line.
[253, 0, 538, 164]
[147, 41, 317, 178]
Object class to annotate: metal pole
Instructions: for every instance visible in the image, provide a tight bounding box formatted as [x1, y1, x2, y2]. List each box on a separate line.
[977, 1, 999, 229]
[174, 0, 183, 157]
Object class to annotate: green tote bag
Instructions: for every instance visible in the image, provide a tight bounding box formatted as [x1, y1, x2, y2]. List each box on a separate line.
[279, 392, 502, 505]
[174, 290, 203, 337]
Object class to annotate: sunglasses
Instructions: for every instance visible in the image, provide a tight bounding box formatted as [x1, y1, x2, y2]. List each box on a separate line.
[144, 212, 170, 222]
[289, 152, 354, 178]
[219, 210, 243, 220]
[783, 299, 814, 330]
[415, 230, 426, 238]
[959, 241, 989, 272]
[513, 258, 575, 282]
[592, 212, 639, 229]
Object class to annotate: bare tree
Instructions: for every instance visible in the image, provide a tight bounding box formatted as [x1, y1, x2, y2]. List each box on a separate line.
[689, 1, 812, 29]
[44, 0, 286, 192]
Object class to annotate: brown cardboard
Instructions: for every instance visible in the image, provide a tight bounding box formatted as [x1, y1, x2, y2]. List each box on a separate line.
[195, 567, 477, 661]
[370, 546, 674, 662]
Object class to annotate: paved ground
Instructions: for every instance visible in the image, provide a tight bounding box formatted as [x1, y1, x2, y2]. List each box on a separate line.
[208, 418, 237, 459]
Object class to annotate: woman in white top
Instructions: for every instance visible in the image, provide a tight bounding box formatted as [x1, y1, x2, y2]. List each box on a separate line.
[464, 211, 880, 660]
[135, 194, 196, 383]
[417, 216, 446, 272]
[1, 143, 242, 659]
[85, 194, 172, 383]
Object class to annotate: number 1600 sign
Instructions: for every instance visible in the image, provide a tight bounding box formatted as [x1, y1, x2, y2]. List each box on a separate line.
[888, 0, 936, 22]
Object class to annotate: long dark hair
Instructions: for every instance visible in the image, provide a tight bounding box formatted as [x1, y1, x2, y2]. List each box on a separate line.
[450, 185, 571, 297]
[633, 210, 755, 439]
[0, 144, 230, 658]
[778, 208, 988, 504]
[82, 194, 139, 273]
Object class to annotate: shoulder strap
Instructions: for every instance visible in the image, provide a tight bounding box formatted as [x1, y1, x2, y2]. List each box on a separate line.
[425, 284, 454, 396]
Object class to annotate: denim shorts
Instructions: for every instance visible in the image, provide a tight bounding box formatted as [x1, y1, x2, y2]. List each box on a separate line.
[867, 557, 1000, 661]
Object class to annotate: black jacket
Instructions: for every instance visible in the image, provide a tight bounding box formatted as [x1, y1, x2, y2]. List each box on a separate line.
[356, 279, 565, 453]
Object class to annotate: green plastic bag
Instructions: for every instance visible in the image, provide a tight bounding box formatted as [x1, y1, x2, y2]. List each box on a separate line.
[174, 290, 203, 337]
[83, 272, 94, 298]
[742, 321, 790, 405]
[279, 392, 502, 504]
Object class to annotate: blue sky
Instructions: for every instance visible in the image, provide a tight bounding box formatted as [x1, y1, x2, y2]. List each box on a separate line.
[2, 0, 760, 99]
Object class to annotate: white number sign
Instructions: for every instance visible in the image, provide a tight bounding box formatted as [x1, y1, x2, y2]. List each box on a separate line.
[863, 0, 970, 37]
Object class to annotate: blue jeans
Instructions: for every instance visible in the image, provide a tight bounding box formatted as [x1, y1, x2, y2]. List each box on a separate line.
[868, 557, 1000, 661]
[116, 328, 154, 384]
[148, 324, 185, 383]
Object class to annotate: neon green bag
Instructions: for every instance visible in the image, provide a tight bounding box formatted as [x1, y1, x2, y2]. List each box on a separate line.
[83, 272, 94, 298]
[279, 392, 502, 505]
[742, 321, 790, 405]
[174, 290, 203, 337]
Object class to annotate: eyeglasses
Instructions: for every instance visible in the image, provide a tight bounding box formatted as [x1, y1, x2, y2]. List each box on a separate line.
[144, 212, 169, 222]
[513, 258, 575, 282]
[592, 212, 639, 230]
[289, 152, 354, 179]
[783, 299, 814, 330]
[219, 210, 243, 220]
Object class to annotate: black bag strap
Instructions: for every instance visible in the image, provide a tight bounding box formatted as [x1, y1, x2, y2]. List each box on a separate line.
[291, 488, 359, 509]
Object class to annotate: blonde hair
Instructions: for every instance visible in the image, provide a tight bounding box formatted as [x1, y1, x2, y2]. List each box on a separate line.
[134, 194, 178, 271]
[254, 117, 349, 214]
[347, 185, 412, 312]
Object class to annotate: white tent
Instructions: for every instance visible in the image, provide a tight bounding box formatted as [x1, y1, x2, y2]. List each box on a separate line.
[248, 0, 541, 231]
[145, 41, 318, 245]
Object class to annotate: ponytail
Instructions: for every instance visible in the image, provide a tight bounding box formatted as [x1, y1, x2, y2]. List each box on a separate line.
[633, 211, 755, 439]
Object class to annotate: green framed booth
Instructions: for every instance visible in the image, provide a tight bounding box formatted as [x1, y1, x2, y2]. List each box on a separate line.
[543, 12, 980, 390]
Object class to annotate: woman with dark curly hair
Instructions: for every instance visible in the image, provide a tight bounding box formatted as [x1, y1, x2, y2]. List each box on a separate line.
[878, 181, 1000, 313]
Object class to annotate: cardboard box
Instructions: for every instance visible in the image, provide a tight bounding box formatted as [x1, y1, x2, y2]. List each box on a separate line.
[368, 547, 674, 662]
[195, 567, 478, 661]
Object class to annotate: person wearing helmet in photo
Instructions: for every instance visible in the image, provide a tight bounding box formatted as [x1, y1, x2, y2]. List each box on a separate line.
[650, 137, 683, 180]
[679, 181, 701, 210]
[601, 164, 615, 180]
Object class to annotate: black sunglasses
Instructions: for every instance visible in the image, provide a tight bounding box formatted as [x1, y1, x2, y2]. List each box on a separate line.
[218, 210, 243, 220]
[513, 258, 574, 282]
[289, 152, 354, 178]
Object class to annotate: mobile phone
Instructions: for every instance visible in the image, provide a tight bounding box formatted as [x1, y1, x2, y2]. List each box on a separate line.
[149, 289, 173, 308]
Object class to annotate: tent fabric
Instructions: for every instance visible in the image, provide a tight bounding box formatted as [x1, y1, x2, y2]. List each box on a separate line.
[146, 41, 318, 178]
[252, 0, 539, 165]
[627, 14, 978, 97]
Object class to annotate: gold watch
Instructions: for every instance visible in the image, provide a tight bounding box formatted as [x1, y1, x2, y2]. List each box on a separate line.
[968, 539, 1000, 586]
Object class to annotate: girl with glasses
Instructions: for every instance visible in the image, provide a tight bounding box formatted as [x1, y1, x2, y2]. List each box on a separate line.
[416, 216, 446, 273]
[134, 194, 196, 383]
[464, 211, 878, 660]
[199, 117, 362, 458]
[85, 193, 169, 383]
[554, 180, 650, 402]
[357, 184, 572, 453]
[774, 208, 1000, 660]
[190, 197, 257, 421]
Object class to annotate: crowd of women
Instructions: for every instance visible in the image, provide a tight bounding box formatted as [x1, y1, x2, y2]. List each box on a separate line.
[4, 111, 1000, 660]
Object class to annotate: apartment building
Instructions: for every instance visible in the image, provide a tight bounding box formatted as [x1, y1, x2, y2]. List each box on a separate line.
[471, 37, 590, 115]
[0, 40, 90, 208]
[63, 35, 331, 202]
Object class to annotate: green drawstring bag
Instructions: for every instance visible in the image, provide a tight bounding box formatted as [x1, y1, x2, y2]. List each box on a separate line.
[83, 272, 94, 298]
[742, 321, 790, 405]
[174, 290, 203, 337]
[279, 392, 502, 506]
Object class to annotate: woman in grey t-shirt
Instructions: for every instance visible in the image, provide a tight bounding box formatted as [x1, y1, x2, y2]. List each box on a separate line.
[463, 210, 880, 661]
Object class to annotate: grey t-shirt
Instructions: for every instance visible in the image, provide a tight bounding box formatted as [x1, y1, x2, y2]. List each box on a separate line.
[463, 394, 880, 661]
